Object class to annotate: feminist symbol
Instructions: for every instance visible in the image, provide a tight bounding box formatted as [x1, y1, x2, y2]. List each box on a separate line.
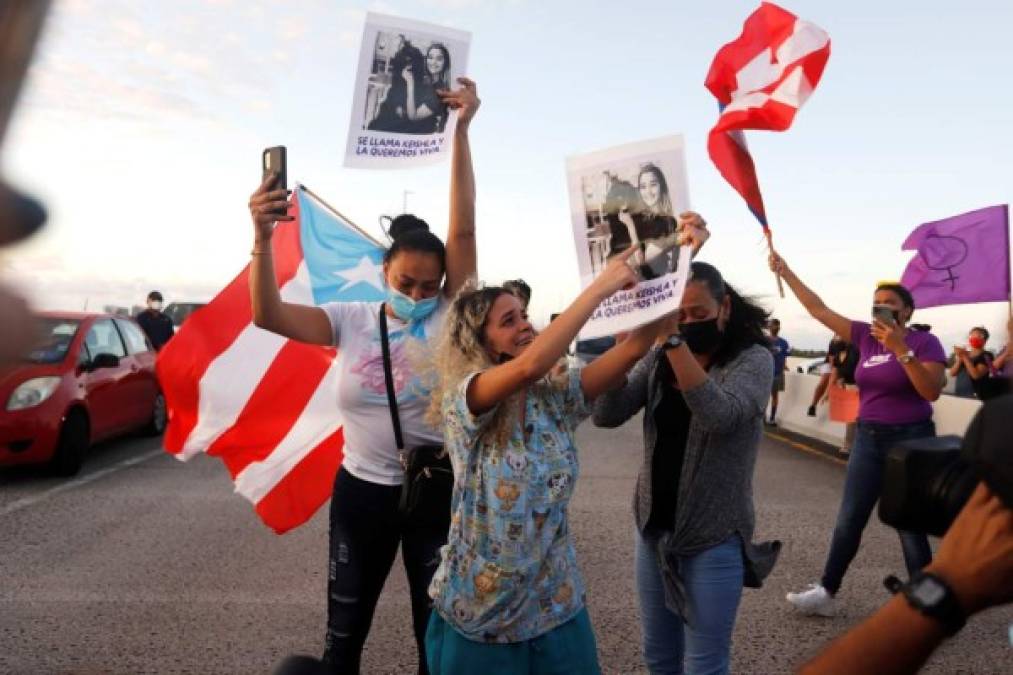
[920, 234, 969, 291]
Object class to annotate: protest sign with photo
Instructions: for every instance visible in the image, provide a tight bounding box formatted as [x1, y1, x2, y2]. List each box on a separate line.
[566, 135, 692, 338]
[344, 13, 470, 169]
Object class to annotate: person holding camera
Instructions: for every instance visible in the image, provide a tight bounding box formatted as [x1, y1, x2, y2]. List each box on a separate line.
[593, 261, 779, 675]
[800, 479, 1013, 674]
[248, 79, 479, 674]
[769, 253, 947, 617]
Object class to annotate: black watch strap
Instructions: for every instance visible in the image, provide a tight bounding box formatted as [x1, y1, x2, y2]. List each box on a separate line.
[899, 571, 966, 636]
[662, 334, 683, 351]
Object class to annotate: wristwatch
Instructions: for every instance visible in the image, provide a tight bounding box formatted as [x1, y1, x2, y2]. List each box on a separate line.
[897, 350, 916, 364]
[662, 334, 683, 351]
[898, 571, 966, 636]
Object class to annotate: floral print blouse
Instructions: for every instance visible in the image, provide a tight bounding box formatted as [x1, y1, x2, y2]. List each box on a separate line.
[428, 367, 592, 643]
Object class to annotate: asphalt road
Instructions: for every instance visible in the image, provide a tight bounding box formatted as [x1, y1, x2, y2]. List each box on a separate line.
[1, 420, 1010, 674]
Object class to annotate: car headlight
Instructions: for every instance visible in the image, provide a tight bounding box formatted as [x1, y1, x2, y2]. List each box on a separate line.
[7, 376, 62, 411]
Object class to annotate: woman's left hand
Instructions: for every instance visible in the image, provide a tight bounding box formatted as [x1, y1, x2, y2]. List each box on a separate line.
[871, 319, 907, 355]
[677, 212, 709, 253]
[439, 77, 480, 131]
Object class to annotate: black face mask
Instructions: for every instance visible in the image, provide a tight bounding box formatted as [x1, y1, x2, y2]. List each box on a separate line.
[678, 318, 723, 355]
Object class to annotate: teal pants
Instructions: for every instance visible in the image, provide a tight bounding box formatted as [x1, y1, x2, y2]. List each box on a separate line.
[425, 607, 602, 675]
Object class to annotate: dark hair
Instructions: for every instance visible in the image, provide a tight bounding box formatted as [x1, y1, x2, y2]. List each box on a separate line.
[687, 261, 770, 367]
[426, 42, 451, 89]
[503, 279, 532, 306]
[876, 282, 915, 310]
[971, 326, 990, 341]
[147, 290, 163, 302]
[382, 214, 446, 273]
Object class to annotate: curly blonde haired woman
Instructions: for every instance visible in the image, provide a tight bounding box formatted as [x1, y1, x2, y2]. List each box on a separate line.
[416, 246, 659, 674]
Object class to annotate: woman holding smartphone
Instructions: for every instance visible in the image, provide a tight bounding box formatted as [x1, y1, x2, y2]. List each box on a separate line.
[249, 79, 479, 674]
[769, 253, 946, 617]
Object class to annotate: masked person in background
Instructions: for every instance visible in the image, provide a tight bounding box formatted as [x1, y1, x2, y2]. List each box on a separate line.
[136, 291, 175, 351]
[0, 2, 51, 365]
[249, 79, 479, 674]
[593, 261, 779, 675]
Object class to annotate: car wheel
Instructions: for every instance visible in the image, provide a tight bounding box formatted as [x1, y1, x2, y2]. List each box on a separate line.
[144, 392, 167, 436]
[50, 410, 89, 477]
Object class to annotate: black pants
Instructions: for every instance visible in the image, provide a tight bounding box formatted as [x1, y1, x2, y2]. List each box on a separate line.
[322, 466, 451, 674]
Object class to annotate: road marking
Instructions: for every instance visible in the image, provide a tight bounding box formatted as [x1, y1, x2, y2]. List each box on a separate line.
[764, 431, 848, 467]
[0, 448, 164, 517]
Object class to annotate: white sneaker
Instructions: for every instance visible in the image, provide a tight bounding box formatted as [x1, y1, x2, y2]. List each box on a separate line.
[786, 583, 837, 616]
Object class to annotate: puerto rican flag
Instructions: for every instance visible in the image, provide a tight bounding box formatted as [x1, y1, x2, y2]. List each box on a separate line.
[157, 186, 385, 533]
[705, 2, 830, 227]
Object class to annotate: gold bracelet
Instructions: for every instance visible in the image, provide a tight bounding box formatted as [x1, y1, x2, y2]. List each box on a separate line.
[251, 247, 272, 256]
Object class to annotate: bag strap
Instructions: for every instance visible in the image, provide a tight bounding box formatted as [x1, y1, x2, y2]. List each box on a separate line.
[379, 304, 405, 453]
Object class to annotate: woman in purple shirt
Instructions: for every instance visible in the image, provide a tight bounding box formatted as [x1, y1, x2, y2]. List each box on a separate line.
[769, 253, 946, 617]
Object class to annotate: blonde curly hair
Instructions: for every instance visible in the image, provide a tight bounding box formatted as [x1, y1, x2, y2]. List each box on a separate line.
[417, 281, 521, 447]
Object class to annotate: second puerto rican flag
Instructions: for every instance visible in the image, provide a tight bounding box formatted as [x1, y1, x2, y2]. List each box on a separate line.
[705, 2, 831, 228]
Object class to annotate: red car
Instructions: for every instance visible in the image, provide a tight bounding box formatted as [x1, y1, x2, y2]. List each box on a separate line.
[0, 312, 166, 475]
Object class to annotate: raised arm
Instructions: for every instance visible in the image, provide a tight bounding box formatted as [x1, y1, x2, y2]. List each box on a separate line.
[769, 251, 852, 339]
[592, 348, 653, 428]
[440, 78, 480, 297]
[248, 174, 332, 346]
[467, 249, 638, 414]
[675, 344, 773, 432]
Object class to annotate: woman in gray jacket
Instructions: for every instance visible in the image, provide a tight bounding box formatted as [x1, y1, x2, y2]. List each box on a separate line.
[594, 262, 780, 675]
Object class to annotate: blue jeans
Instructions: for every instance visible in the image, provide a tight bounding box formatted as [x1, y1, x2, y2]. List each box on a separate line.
[820, 420, 935, 594]
[636, 532, 744, 675]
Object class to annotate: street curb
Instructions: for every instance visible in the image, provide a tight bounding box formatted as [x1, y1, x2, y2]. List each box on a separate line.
[764, 429, 848, 467]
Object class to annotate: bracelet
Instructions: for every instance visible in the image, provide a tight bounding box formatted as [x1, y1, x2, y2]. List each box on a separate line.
[251, 245, 272, 256]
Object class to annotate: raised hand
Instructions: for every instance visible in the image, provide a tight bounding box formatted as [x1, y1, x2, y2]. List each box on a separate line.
[439, 77, 480, 130]
[676, 211, 709, 253]
[592, 245, 640, 298]
[871, 319, 907, 355]
[248, 172, 292, 243]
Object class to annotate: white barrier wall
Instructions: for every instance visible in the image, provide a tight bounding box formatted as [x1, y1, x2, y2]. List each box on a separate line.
[772, 371, 983, 446]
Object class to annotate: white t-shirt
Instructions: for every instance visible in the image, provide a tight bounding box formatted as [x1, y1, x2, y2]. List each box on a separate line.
[320, 299, 448, 485]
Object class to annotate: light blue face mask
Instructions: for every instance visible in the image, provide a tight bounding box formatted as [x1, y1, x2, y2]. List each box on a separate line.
[387, 286, 439, 322]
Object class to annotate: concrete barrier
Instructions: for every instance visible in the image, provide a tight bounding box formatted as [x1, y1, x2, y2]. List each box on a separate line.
[771, 371, 983, 446]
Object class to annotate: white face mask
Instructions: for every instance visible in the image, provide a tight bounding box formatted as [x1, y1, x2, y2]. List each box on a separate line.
[148, 301, 162, 311]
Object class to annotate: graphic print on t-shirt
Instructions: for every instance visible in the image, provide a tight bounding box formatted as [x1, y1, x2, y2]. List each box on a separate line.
[348, 326, 427, 405]
[862, 353, 893, 368]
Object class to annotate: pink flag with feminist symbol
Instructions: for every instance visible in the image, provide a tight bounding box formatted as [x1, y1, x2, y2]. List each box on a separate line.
[900, 205, 1010, 309]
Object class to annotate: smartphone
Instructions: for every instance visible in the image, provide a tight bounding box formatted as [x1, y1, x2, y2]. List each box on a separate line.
[872, 304, 896, 326]
[262, 146, 287, 191]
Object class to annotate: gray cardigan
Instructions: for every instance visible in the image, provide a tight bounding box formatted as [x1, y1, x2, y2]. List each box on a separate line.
[593, 343, 780, 621]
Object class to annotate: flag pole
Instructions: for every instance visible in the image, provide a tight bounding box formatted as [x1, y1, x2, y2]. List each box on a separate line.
[296, 183, 385, 248]
[764, 228, 786, 298]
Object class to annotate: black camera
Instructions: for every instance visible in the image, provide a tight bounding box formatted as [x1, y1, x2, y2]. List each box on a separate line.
[879, 396, 1013, 536]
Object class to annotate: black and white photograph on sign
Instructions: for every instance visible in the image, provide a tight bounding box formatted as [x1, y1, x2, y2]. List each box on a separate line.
[344, 13, 470, 169]
[566, 135, 692, 338]
[365, 33, 452, 135]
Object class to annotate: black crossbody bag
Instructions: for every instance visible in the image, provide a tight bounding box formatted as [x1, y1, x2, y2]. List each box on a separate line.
[379, 304, 453, 516]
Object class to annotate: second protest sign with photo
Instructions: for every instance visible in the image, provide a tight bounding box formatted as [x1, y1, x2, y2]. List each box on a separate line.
[344, 13, 471, 169]
[566, 135, 692, 338]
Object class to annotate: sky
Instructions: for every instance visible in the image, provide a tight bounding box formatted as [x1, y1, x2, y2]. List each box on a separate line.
[2, 0, 1012, 349]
